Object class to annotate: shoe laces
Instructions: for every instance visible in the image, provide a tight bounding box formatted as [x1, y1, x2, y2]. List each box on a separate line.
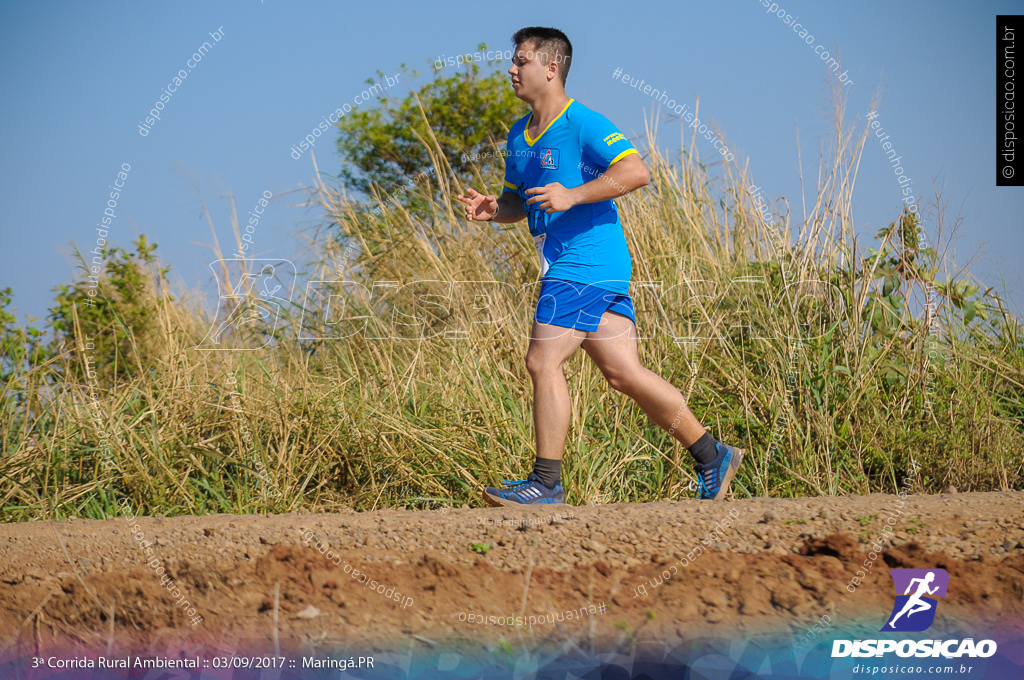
[689, 463, 719, 495]
[501, 474, 543, 488]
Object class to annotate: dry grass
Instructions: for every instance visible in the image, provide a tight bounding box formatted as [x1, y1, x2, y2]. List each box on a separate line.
[1, 83, 1021, 521]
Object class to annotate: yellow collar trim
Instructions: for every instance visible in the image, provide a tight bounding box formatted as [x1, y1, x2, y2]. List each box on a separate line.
[524, 99, 575, 147]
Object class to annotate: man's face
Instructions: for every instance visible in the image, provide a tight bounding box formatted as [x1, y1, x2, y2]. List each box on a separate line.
[508, 41, 554, 100]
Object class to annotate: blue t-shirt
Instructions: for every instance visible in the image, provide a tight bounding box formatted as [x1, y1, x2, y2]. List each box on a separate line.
[502, 99, 639, 295]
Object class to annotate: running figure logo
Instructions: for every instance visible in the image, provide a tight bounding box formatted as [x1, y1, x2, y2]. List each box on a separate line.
[197, 259, 295, 350]
[881, 568, 949, 632]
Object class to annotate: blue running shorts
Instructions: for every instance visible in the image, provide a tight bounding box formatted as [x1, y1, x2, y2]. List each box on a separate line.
[533, 278, 636, 332]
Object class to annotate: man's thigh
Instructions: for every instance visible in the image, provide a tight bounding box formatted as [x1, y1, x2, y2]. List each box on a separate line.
[584, 309, 638, 343]
[580, 311, 641, 370]
[527, 320, 586, 365]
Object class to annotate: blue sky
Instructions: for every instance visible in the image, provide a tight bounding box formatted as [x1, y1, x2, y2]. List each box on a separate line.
[1, 0, 1022, 326]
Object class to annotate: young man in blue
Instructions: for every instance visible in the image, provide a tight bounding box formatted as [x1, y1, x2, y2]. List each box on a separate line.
[456, 27, 743, 505]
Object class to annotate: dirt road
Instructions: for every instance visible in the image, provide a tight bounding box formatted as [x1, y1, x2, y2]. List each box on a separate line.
[1, 491, 1022, 677]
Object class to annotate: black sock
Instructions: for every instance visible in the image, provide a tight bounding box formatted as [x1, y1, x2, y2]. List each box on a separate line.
[532, 457, 562, 489]
[687, 432, 720, 466]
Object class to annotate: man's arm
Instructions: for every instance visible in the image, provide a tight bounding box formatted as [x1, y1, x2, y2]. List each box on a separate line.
[456, 188, 526, 223]
[525, 153, 650, 214]
[571, 153, 651, 205]
[493, 190, 526, 223]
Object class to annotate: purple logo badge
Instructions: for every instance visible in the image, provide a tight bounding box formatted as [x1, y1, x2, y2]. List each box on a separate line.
[881, 568, 949, 632]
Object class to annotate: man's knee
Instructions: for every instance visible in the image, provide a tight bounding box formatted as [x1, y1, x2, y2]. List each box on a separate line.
[525, 351, 541, 377]
[604, 370, 635, 395]
[526, 350, 561, 378]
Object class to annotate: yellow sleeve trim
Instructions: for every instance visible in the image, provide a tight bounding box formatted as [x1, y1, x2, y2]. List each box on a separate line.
[608, 148, 639, 167]
[503, 180, 517, 190]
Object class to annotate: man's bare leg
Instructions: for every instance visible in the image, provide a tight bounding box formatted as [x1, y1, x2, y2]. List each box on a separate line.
[580, 311, 705, 445]
[526, 320, 587, 461]
[482, 320, 583, 506]
[581, 309, 744, 499]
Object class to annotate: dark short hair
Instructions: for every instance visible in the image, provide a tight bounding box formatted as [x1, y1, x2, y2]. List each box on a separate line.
[511, 27, 572, 84]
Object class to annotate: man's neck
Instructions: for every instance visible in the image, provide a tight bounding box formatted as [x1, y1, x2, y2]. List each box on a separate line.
[529, 91, 572, 128]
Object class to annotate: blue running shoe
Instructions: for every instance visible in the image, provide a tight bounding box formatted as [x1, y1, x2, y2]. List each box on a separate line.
[483, 473, 565, 507]
[693, 442, 745, 500]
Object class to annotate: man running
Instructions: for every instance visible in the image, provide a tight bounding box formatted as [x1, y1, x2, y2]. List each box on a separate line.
[456, 26, 743, 506]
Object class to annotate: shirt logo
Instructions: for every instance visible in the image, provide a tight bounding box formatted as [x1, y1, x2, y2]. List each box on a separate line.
[604, 133, 626, 145]
[539, 148, 559, 169]
[881, 568, 949, 632]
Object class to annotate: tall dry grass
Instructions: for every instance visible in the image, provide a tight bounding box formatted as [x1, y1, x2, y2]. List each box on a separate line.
[1, 84, 1021, 521]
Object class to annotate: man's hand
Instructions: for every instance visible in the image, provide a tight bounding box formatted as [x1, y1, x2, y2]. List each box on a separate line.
[456, 187, 498, 221]
[525, 182, 576, 214]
